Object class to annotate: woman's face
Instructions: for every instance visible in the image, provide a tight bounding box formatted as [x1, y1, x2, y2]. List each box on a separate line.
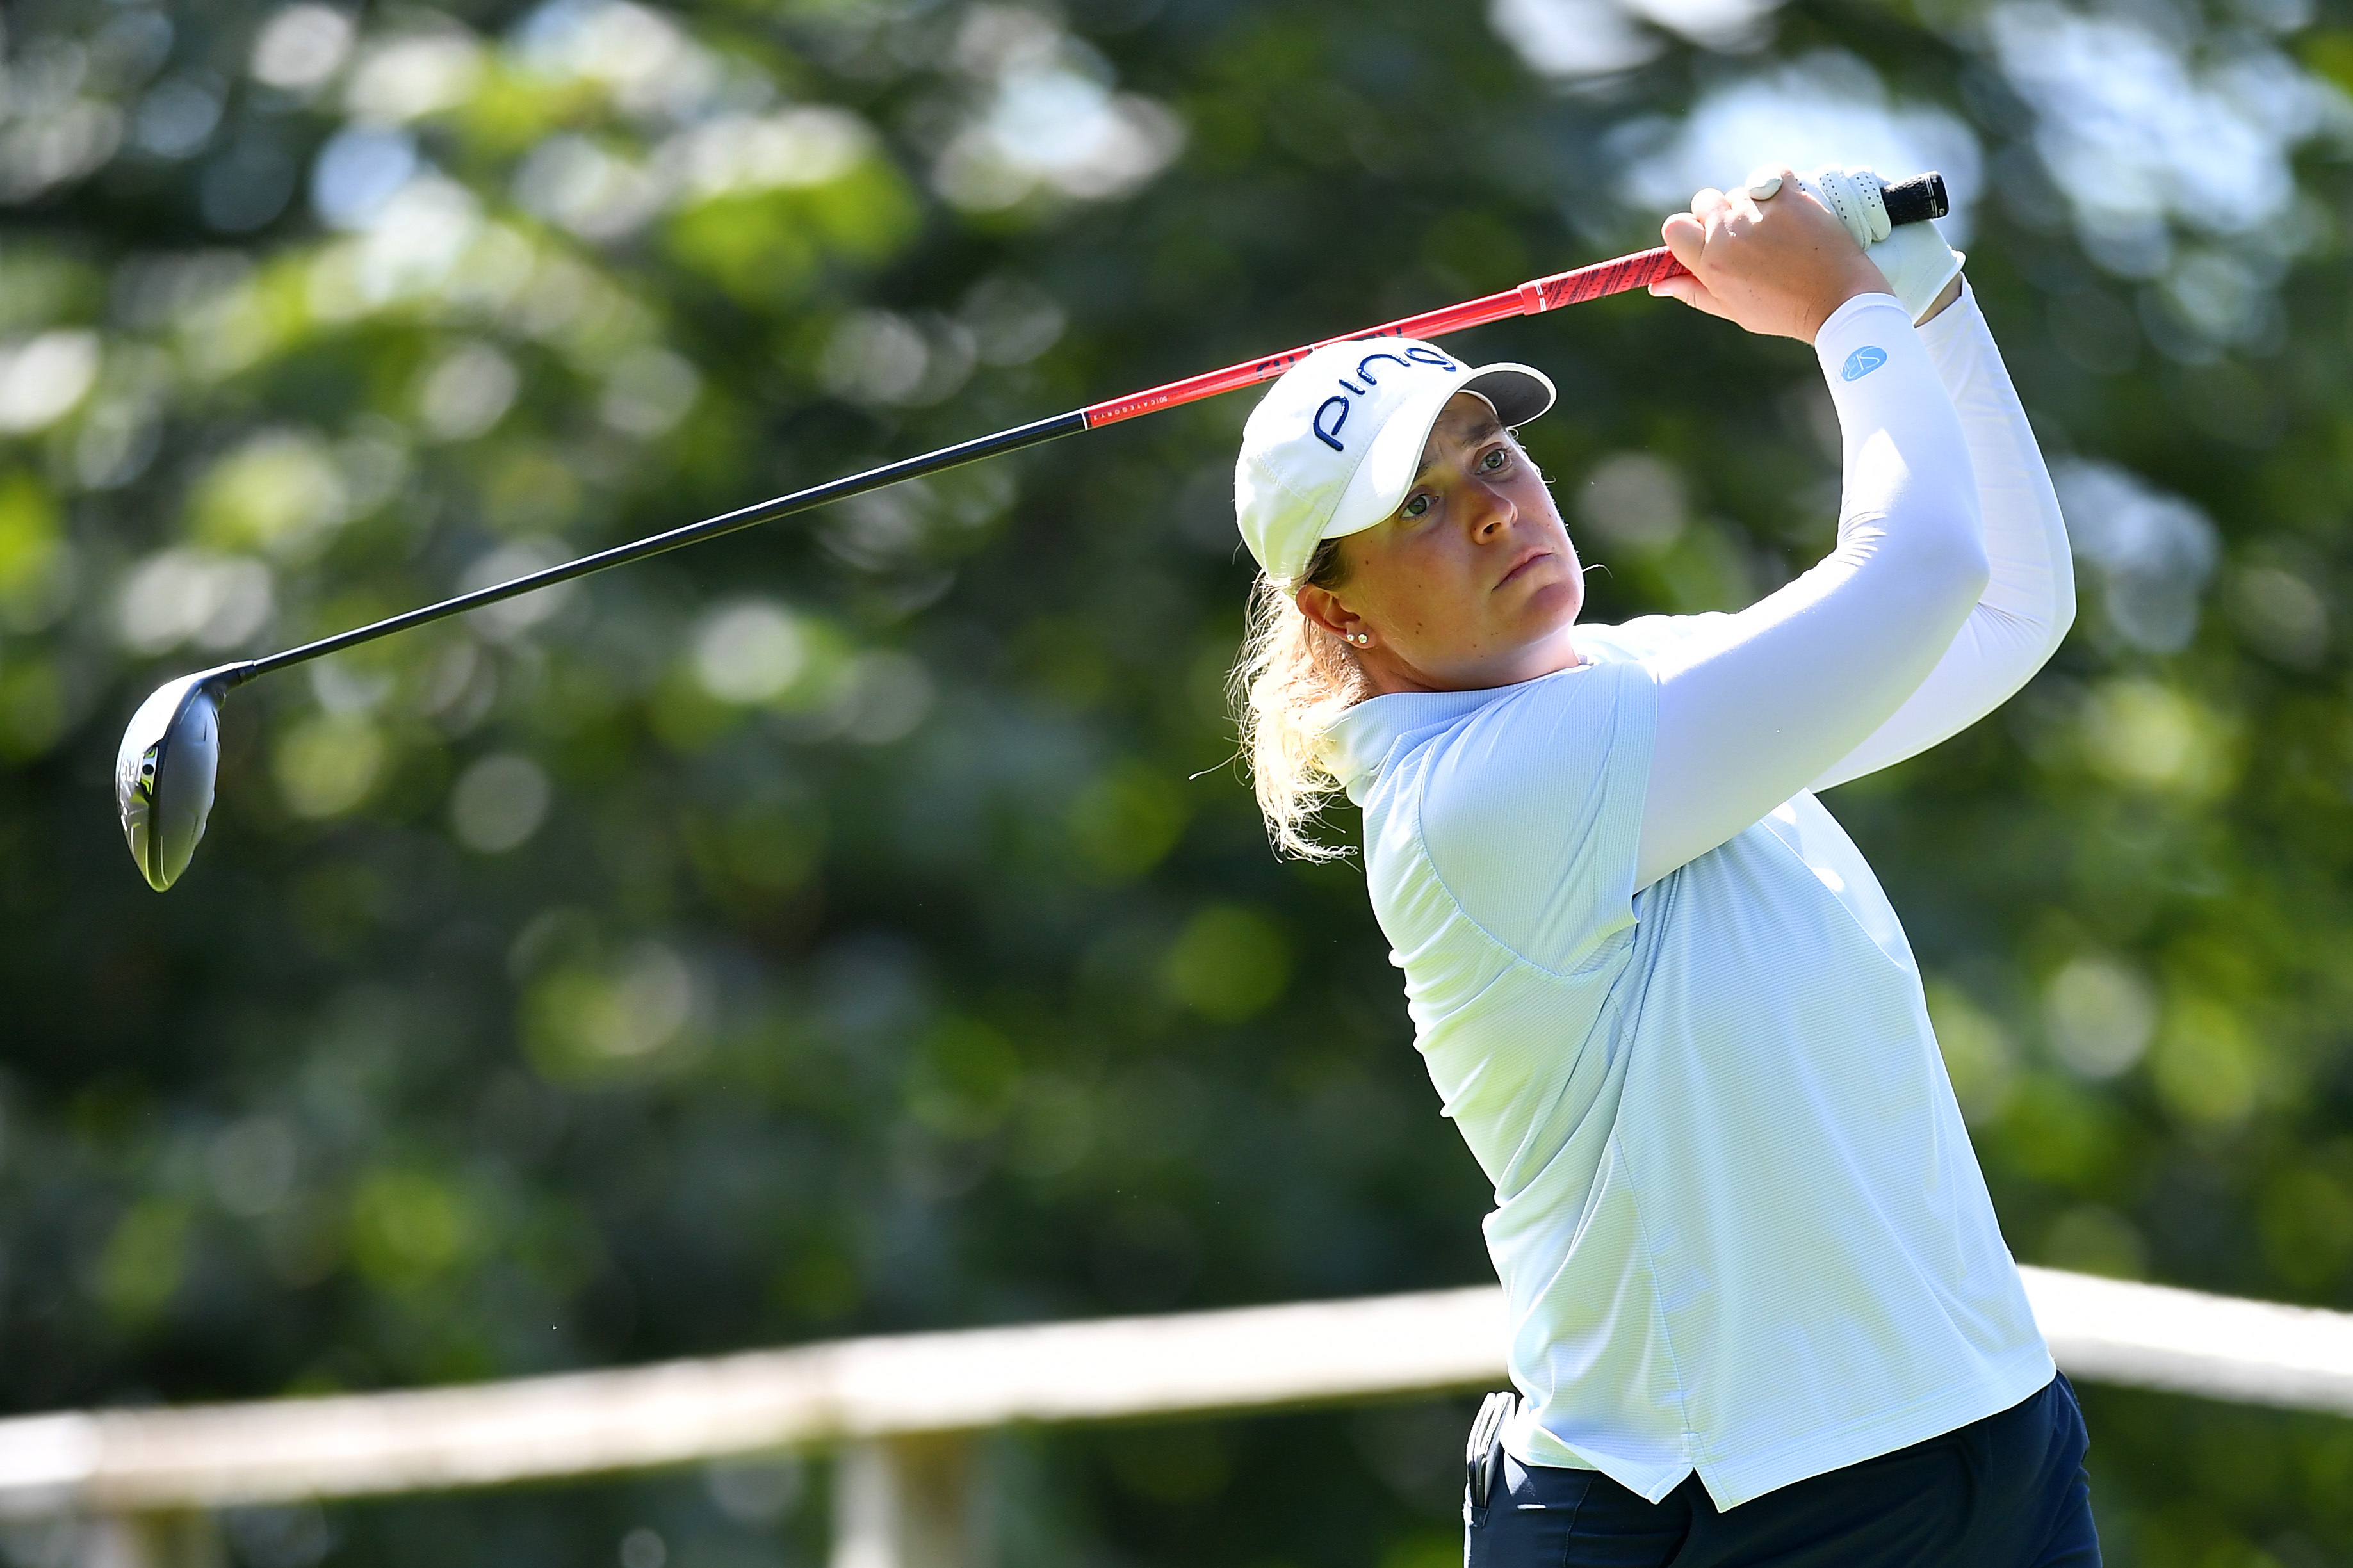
[1298, 392, 1584, 695]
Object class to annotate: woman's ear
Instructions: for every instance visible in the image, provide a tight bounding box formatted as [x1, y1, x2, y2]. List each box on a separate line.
[1296, 583, 1375, 651]
[1294, 583, 1353, 640]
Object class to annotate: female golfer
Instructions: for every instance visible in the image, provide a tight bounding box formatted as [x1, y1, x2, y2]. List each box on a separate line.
[1226, 166, 2088, 1564]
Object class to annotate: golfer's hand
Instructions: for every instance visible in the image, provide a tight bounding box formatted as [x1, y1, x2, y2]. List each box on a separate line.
[1649, 166, 1892, 343]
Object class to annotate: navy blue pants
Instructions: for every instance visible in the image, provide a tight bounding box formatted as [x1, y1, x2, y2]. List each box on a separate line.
[1465, 1375, 2099, 1567]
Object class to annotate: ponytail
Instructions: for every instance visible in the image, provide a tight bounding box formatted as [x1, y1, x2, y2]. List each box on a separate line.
[1226, 538, 1365, 860]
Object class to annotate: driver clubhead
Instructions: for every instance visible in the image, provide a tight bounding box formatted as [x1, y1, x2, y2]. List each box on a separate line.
[116, 665, 243, 892]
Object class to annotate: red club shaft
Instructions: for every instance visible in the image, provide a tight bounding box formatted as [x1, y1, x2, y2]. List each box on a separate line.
[1079, 247, 1687, 428]
[181, 174, 1957, 684]
[232, 248, 1693, 681]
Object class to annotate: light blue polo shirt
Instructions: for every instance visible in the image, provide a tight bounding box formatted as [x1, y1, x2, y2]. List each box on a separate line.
[1326, 620, 2053, 1510]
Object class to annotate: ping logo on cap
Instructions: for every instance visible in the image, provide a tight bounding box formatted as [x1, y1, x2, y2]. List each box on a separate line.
[1311, 344, 1461, 451]
[1841, 346, 1887, 382]
[1232, 335, 1553, 586]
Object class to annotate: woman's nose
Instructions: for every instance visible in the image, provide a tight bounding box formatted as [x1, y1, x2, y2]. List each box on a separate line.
[1468, 480, 1515, 537]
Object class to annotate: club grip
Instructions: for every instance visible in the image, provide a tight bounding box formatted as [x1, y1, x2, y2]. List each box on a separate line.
[1881, 172, 1949, 227]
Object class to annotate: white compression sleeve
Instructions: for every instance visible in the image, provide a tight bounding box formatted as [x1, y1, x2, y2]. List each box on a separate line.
[1805, 282, 2074, 790]
[1633, 293, 1989, 891]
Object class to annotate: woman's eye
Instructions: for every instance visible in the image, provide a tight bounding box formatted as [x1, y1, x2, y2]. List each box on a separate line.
[1480, 447, 1509, 471]
[1401, 494, 1431, 519]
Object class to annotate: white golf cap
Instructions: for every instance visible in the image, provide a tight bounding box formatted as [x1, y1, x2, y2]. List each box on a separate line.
[1234, 337, 1555, 587]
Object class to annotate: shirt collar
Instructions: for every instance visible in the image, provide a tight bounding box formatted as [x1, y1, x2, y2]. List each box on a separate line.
[1325, 663, 1587, 805]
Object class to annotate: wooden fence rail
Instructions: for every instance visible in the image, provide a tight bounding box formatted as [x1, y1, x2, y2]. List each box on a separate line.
[0, 1268, 2347, 1566]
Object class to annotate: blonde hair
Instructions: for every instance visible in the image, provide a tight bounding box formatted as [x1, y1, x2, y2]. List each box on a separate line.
[1227, 537, 1368, 860]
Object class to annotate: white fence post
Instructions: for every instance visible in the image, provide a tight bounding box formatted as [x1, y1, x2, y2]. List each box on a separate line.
[69, 1512, 222, 1568]
[829, 1434, 985, 1568]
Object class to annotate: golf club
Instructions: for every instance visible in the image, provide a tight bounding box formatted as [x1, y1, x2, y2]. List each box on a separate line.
[117, 173, 1951, 891]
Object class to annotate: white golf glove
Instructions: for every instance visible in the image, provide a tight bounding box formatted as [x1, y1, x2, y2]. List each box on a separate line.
[1777, 164, 1964, 324]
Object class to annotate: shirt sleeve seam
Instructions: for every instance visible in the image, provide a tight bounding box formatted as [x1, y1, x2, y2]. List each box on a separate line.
[1403, 674, 1649, 981]
[1406, 814, 1632, 983]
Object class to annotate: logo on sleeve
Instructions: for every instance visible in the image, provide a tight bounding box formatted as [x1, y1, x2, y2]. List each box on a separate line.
[1840, 346, 1887, 382]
